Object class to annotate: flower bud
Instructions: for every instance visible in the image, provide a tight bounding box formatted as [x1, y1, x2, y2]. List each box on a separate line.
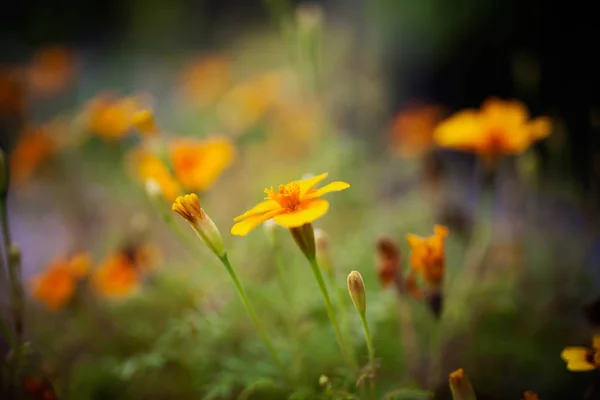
[318, 375, 329, 386]
[314, 228, 333, 275]
[449, 368, 476, 400]
[263, 219, 279, 246]
[172, 193, 226, 258]
[289, 223, 316, 261]
[347, 270, 366, 314]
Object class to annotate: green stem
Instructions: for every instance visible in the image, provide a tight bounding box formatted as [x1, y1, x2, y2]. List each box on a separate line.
[360, 311, 376, 400]
[219, 254, 289, 380]
[308, 257, 357, 371]
[272, 239, 292, 305]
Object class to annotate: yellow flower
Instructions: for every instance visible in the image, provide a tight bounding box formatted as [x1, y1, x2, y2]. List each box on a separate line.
[9, 126, 56, 185]
[86, 93, 144, 140]
[131, 109, 158, 136]
[231, 173, 350, 236]
[406, 225, 448, 289]
[561, 335, 600, 371]
[129, 147, 182, 202]
[30, 253, 91, 310]
[390, 104, 444, 158]
[170, 138, 235, 192]
[434, 98, 551, 160]
[92, 253, 140, 298]
[179, 55, 230, 107]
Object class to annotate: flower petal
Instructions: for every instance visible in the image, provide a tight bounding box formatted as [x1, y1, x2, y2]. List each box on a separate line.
[561, 347, 589, 362]
[527, 116, 552, 140]
[304, 181, 350, 200]
[434, 110, 482, 151]
[233, 200, 280, 222]
[567, 360, 597, 372]
[434, 225, 449, 238]
[406, 234, 425, 248]
[273, 199, 329, 228]
[293, 172, 328, 197]
[231, 209, 283, 236]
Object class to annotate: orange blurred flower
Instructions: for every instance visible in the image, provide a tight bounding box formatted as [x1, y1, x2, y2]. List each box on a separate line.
[405, 225, 448, 290]
[30, 253, 91, 310]
[170, 137, 235, 192]
[0, 66, 26, 114]
[561, 335, 600, 371]
[28, 46, 77, 96]
[523, 391, 539, 400]
[92, 252, 140, 298]
[130, 147, 182, 201]
[9, 126, 56, 185]
[179, 55, 230, 107]
[231, 173, 350, 236]
[434, 98, 551, 162]
[218, 72, 283, 134]
[86, 93, 145, 140]
[375, 236, 401, 287]
[390, 104, 444, 157]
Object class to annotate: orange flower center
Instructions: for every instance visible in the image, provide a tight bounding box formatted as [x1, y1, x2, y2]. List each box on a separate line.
[265, 183, 301, 211]
[482, 129, 508, 154]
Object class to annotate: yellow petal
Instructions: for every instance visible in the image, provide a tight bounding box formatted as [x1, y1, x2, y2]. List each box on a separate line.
[233, 200, 280, 222]
[593, 335, 600, 350]
[304, 181, 350, 200]
[273, 199, 329, 228]
[567, 360, 597, 372]
[434, 225, 449, 238]
[293, 172, 328, 197]
[406, 234, 425, 248]
[561, 347, 589, 362]
[231, 209, 283, 236]
[434, 110, 482, 150]
[527, 116, 552, 140]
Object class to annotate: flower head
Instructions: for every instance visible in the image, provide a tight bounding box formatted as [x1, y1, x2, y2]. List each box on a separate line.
[132, 109, 158, 136]
[561, 335, 600, 371]
[523, 392, 539, 400]
[9, 126, 56, 185]
[231, 172, 350, 236]
[390, 104, 444, 158]
[28, 46, 76, 96]
[173, 193, 225, 257]
[448, 368, 476, 400]
[434, 98, 551, 161]
[170, 138, 235, 192]
[406, 225, 448, 289]
[92, 253, 140, 298]
[30, 253, 91, 310]
[179, 55, 230, 107]
[347, 271, 366, 314]
[375, 236, 401, 288]
[86, 93, 144, 140]
[130, 148, 181, 202]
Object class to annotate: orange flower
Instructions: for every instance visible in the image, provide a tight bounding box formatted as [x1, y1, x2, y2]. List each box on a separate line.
[170, 137, 235, 192]
[129, 147, 181, 201]
[92, 253, 140, 298]
[405, 225, 448, 289]
[30, 253, 91, 310]
[28, 46, 76, 96]
[434, 98, 551, 161]
[9, 126, 56, 185]
[375, 236, 401, 288]
[218, 72, 283, 133]
[561, 335, 600, 371]
[86, 93, 144, 140]
[390, 104, 444, 157]
[523, 391, 539, 400]
[0, 66, 26, 114]
[231, 173, 350, 236]
[179, 55, 230, 106]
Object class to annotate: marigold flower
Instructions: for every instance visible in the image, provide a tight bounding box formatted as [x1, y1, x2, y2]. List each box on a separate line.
[0, 66, 26, 114]
[561, 335, 600, 371]
[172, 193, 226, 257]
[375, 236, 401, 288]
[131, 109, 158, 136]
[523, 391, 539, 400]
[86, 93, 143, 140]
[434, 98, 551, 161]
[30, 253, 91, 310]
[390, 104, 444, 157]
[406, 225, 448, 289]
[231, 172, 350, 236]
[170, 138, 235, 192]
[448, 368, 476, 400]
[92, 253, 140, 298]
[179, 55, 230, 106]
[130, 148, 181, 202]
[27, 46, 76, 96]
[9, 126, 56, 185]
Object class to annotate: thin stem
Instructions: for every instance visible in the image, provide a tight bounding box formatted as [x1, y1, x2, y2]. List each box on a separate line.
[308, 257, 358, 371]
[360, 312, 376, 399]
[219, 254, 289, 381]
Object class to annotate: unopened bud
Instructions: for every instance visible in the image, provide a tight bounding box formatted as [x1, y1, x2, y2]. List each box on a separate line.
[449, 368, 476, 400]
[347, 270, 366, 314]
[523, 391, 539, 400]
[318, 375, 329, 386]
[172, 193, 226, 257]
[289, 223, 316, 261]
[263, 219, 279, 246]
[132, 109, 158, 136]
[145, 179, 162, 200]
[375, 236, 401, 288]
[314, 228, 333, 274]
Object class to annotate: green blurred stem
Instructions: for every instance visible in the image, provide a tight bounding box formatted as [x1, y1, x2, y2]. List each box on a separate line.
[359, 311, 376, 399]
[218, 254, 288, 380]
[308, 257, 358, 371]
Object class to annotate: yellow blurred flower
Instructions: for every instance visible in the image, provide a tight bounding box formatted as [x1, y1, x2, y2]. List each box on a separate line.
[179, 55, 230, 107]
[405, 225, 448, 289]
[231, 172, 350, 236]
[561, 335, 600, 371]
[30, 253, 91, 310]
[9, 126, 56, 185]
[27, 46, 77, 96]
[434, 98, 551, 161]
[218, 72, 283, 133]
[86, 93, 144, 140]
[129, 147, 181, 202]
[92, 252, 140, 298]
[390, 104, 444, 158]
[170, 137, 235, 192]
